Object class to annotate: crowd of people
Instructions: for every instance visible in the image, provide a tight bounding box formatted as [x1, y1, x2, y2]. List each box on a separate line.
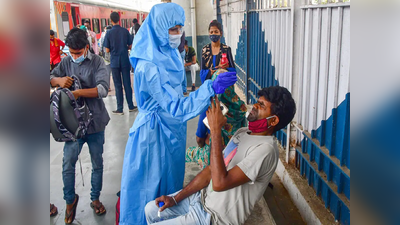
[50, 2, 296, 225]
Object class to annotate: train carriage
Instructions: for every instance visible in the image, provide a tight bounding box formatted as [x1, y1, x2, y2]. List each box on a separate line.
[50, 0, 148, 41]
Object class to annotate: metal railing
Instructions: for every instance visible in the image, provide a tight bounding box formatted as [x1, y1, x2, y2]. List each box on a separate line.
[216, 0, 350, 224]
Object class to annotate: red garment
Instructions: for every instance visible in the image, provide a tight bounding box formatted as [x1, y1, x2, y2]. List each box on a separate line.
[0, 35, 19, 68]
[50, 38, 65, 65]
[248, 118, 269, 133]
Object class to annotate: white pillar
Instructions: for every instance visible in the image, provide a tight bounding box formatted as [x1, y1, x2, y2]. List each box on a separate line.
[191, 0, 197, 52]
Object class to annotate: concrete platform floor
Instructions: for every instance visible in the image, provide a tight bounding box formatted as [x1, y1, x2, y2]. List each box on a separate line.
[264, 175, 306, 225]
[50, 84, 304, 224]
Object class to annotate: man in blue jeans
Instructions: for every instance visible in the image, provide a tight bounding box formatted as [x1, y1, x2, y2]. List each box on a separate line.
[50, 28, 110, 224]
[104, 11, 137, 115]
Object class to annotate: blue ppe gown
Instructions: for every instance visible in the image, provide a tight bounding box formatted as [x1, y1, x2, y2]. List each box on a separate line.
[119, 3, 215, 225]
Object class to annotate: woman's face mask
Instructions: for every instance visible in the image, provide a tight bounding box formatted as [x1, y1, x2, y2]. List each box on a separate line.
[209, 34, 221, 43]
[169, 33, 182, 49]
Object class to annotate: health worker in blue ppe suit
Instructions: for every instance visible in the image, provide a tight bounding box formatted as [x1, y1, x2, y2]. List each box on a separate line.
[119, 3, 237, 225]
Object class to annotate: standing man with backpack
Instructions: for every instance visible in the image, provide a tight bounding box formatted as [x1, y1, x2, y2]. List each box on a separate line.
[104, 12, 137, 114]
[129, 18, 141, 39]
[50, 27, 110, 224]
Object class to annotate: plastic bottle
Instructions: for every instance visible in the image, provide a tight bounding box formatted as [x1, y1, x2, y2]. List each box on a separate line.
[153, 201, 175, 222]
[220, 53, 228, 66]
[157, 202, 164, 218]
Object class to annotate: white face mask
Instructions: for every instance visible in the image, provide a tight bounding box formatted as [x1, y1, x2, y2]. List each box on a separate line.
[169, 34, 182, 49]
[70, 48, 87, 64]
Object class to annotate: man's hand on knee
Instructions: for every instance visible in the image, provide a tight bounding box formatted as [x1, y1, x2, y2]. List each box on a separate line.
[155, 195, 176, 212]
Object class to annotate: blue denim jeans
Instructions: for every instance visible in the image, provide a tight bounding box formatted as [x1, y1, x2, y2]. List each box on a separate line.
[145, 191, 211, 225]
[111, 66, 134, 111]
[62, 131, 105, 204]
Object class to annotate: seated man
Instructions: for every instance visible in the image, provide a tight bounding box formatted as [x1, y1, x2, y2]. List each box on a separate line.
[145, 86, 296, 225]
[184, 40, 200, 92]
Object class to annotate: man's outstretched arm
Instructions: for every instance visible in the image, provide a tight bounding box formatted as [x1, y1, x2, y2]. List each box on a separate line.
[156, 166, 211, 212]
[174, 166, 211, 202]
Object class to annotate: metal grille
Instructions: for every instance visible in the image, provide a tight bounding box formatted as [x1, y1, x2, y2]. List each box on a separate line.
[216, 0, 350, 224]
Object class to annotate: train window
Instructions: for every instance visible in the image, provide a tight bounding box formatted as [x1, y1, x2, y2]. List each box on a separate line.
[101, 19, 107, 31]
[61, 12, 70, 36]
[71, 7, 78, 27]
[108, 19, 111, 26]
[92, 18, 100, 34]
[128, 19, 132, 28]
[121, 19, 126, 29]
[82, 18, 91, 29]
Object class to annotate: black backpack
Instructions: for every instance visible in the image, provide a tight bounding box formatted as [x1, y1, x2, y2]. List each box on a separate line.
[50, 75, 92, 142]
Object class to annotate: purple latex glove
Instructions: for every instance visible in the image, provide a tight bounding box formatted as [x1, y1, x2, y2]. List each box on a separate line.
[212, 72, 237, 94]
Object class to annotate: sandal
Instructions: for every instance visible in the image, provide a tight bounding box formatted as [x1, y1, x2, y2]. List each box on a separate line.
[65, 194, 79, 224]
[90, 200, 106, 216]
[50, 204, 58, 217]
